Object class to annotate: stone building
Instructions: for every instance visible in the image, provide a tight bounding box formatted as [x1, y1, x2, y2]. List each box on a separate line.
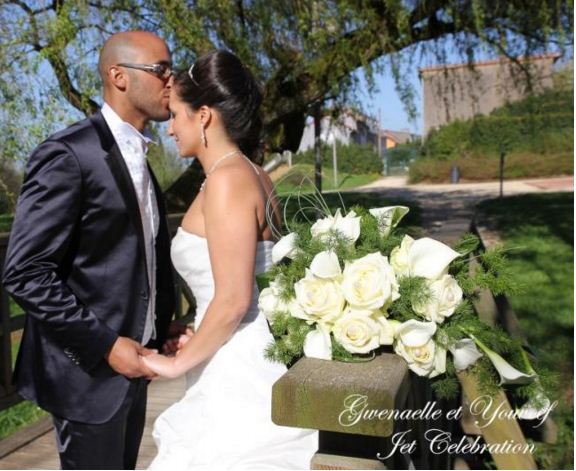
[420, 54, 560, 136]
[297, 109, 419, 157]
[297, 109, 380, 153]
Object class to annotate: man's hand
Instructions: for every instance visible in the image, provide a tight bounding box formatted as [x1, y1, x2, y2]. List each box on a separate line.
[106, 336, 155, 378]
[162, 321, 194, 355]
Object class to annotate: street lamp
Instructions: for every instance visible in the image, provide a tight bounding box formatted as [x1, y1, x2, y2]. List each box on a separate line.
[326, 131, 338, 188]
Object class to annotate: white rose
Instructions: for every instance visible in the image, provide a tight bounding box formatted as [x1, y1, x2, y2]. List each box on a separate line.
[311, 209, 361, 243]
[309, 250, 342, 279]
[341, 252, 400, 310]
[258, 281, 288, 323]
[272, 232, 299, 264]
[394, 319, 446, 377]
[369, 206, 409, 237]
[413, 274, 463, 323]
[294, 269, 345, 323]
[391, 236, 461, 280]
[332, 308, 381, 354]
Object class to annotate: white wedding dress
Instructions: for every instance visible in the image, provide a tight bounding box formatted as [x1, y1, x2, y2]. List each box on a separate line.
[150, 228, 318, 470]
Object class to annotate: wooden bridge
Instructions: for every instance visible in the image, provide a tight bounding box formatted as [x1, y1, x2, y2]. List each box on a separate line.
[0, 180, 562, 469]
[0, 377, 185, 469]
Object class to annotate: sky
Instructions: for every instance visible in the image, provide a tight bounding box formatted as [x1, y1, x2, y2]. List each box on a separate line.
[358, 68, 422, 136]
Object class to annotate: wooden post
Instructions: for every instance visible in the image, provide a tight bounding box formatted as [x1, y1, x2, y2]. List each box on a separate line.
[272, 354, 411, 469]
[457, 371, 538, 470]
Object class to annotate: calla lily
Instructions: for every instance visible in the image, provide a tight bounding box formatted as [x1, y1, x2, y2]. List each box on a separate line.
[303, 323, 332, 360]
[369, 206, 410, 237]
[310, 250, 342, 279]
[449, 338, 483, 371]
[407, 237, 461, 280]
[272, 232, 298, 264]
[471, 335, 536, 385]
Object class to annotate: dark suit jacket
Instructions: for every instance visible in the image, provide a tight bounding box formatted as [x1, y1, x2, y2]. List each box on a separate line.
[2, 111, 176, 424]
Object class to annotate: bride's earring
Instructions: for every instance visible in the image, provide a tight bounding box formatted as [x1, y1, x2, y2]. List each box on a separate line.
[200, 123, 207, 146]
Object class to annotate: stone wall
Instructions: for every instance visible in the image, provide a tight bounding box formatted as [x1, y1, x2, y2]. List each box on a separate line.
[420, 54, 559, 136]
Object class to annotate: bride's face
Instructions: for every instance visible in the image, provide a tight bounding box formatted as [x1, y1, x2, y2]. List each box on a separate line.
[167, 89, 200, 157]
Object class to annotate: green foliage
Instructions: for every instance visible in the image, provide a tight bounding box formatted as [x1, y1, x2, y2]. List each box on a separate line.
[0, 214, 13, 233]
[0, 402, 47, 440]
[294, 143, 382, 174]
[408, 151, 573, 183]
[431, 358, 460, 399]
[264, 312, 314, 365]
[388, 276, 431, 322]
[422, 88, 573, 160]
[410, 85, 574, 182]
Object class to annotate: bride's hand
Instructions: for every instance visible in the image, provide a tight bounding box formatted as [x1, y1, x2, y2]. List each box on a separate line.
[163, 324, 195, 355]
[139, 352, 181, 379]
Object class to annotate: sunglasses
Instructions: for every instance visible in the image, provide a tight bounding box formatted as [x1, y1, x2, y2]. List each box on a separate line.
[116, 62, 172, 79]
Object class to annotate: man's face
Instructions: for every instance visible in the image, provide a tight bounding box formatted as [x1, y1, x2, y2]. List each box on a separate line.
[125, 37, 172, 122]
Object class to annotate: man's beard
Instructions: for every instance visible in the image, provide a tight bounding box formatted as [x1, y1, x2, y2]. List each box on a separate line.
[130, 88, 170, 122]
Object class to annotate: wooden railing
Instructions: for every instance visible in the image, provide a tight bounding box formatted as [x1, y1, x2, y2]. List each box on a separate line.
[0, 213, 193, 414]
[0, 232, 22, 411]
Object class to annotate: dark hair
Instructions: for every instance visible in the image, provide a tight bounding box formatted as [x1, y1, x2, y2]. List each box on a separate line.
[174, 50, 263, 164]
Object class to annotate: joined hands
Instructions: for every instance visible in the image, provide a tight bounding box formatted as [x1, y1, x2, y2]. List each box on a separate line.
[138, 322, 194, 379]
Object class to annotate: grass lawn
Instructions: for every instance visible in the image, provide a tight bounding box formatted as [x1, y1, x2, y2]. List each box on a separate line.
[274, 164, 381, 194]
[478, 192, 574, 469]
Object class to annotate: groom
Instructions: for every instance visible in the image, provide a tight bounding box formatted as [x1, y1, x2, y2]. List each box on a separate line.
[2, 32, 177, 469]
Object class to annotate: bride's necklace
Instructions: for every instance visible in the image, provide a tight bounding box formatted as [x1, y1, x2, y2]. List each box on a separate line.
[200, 149, 242, 192]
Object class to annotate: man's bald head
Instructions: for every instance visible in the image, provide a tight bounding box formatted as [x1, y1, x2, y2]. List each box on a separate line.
[98, 31, 172, 128]
[98, 31, 168, 84]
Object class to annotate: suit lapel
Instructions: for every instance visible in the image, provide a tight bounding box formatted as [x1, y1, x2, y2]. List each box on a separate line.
[89, 112, 149, 281]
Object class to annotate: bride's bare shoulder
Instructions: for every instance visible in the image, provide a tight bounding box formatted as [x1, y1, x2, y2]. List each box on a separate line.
[202, 161, 260, 200]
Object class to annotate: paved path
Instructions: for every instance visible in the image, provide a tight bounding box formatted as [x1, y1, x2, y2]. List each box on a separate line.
[354, 176, 573, 243]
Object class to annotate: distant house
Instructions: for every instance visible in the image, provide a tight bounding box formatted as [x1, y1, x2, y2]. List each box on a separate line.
[297, 109, 418, 158]
[297, 109, 380, 153]
[420, 54, 560, 136]
[381, 130, 419, 152]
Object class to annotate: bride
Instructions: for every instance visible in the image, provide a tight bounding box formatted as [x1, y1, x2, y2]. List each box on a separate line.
[140, 50, 317, 469]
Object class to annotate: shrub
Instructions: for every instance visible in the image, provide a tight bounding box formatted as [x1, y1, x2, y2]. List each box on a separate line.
[409, 152, 573, 183]
[294, 142, 382, 174]
[420, 88, 573, 160]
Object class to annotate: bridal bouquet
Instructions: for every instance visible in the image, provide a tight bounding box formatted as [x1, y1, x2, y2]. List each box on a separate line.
[258, 197, 550, 415]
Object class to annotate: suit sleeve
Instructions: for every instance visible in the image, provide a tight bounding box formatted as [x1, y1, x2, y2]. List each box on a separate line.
[2, 139, 118, 371]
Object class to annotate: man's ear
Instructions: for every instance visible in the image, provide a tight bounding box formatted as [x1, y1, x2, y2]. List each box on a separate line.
[108, 65, 128, 91]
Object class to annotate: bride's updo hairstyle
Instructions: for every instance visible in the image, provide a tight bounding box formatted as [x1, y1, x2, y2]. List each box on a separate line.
[174, 50, 263, 164]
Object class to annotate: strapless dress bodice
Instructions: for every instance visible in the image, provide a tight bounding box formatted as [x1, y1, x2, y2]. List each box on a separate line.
[170, 227, 274, 327]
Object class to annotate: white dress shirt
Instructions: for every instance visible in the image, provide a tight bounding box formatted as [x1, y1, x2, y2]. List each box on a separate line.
[101, 103, 159, 345]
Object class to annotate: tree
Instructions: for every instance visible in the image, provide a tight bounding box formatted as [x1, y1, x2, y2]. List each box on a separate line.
[0, 0, 572, 206]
